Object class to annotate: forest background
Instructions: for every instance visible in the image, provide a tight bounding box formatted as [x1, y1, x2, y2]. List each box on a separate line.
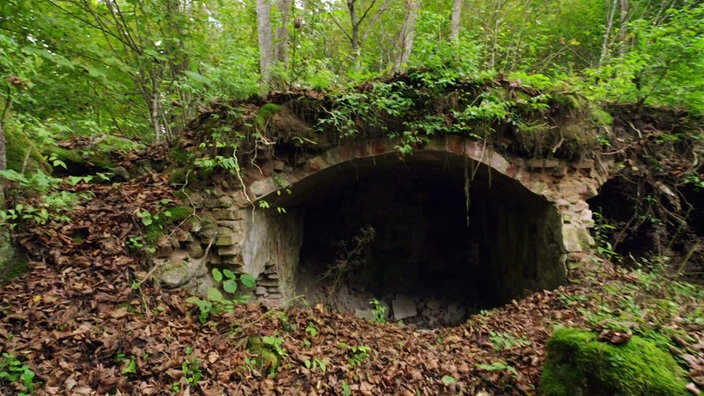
[0, 0, 702, 156]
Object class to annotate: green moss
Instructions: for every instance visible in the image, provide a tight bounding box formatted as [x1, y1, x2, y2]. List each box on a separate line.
[246, 336, 280, 373]
[540, 328, 687, 396]
[163, 205, 193, 222]
[49, 146, 116, 172]
[589, 105, 614, 126]
[143, 205, 193, 244]
[550, 93, 586, 111]
[0, 230, 29, 283]
[256, 103, 283, 129]
[4, 125, 50, 174]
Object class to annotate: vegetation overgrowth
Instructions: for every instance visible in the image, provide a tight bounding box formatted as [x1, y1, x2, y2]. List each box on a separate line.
[0, 0, 703, 394]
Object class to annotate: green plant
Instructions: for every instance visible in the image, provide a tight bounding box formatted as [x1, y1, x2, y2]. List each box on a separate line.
[0, 353, 37, 395]
[185, 269, 256, 323]
[476, 361, 518, 376]
[303, 357, 330, 372]
[0, 170, 85, 227]
[369, 298, 387, 323]
[592, 211, 622, 262]
[488, 331, 531, 351]
[117, 354, 137, 375]
[305, 322, 318, 338]
[344, 344, 371, 368]
[182, 358, 202, 386]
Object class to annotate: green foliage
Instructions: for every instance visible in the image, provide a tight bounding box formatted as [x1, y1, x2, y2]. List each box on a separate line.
[369, 298, 387, 324]
[0, 353, 37, 396]
[592, 212, 622, 262]
[185, 268, 256, 324]
[0, 170, 85, 227]
[540, 328, 687, 395]
[476, 361, 518, 376]
[341, 344, 371, 368]
[247, 335, 288, 376]
[488, 331, 531, 351]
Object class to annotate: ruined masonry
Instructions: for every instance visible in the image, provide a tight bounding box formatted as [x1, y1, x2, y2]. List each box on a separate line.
[155, 135, 613, 308]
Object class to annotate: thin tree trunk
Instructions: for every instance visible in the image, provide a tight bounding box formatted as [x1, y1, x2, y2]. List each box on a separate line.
[599, 0, 619, 66]
[394, 0, 421, 72]
[257, 0, 274, 88]
[0, 87, 12, 172]
[274, 0, 291, 67]
[489, 0, 505, 69]
[618, 0, 629, 57]
[450, 0, 462, 43]
[347, 0, 361, 63]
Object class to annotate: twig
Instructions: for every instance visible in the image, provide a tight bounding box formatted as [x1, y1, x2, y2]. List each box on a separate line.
[677, 241, 699, 276]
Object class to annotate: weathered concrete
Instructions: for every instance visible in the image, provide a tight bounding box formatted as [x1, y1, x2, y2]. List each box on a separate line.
[158, 135, 612, 311]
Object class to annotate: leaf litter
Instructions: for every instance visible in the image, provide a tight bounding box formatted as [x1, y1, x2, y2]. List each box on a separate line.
[0, 169, 702, 395]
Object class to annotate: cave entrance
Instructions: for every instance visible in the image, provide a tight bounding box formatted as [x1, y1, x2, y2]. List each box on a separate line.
[256, 151, 565, 328]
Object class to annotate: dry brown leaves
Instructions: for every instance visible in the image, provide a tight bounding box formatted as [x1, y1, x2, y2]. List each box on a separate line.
[0, 175, 702, 395]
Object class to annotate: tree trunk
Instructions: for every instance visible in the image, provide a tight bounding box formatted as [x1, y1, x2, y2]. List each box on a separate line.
[257, 0, 274, 88]
[394, 0, 421, 72]
[618, 0, 629, 57]
[0, 87, 11, 172]
[450, 0, 462, 43]
[275, 0, 291, 67]
[599, 0, 619, 67]
[347, 0, 361, 63]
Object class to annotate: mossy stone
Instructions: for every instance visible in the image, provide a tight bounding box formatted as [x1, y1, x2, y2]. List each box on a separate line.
[540, 328, 687, 396]
[246, 336, 280, 373]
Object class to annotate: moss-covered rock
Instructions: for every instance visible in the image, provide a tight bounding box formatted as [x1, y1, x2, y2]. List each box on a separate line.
[246, 336, 281, 373]
[5, 125, 50, 174]
[539, 328, 688, 396]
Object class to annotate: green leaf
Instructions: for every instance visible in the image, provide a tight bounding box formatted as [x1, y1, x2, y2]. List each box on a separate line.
[222, 279, 237, 294]
[222, 269, 236, 280]
[207, 287, 224, 301]
[240, 273, 256, 288]
[212, 268, 223, 282]
[441, 375, 456, 385]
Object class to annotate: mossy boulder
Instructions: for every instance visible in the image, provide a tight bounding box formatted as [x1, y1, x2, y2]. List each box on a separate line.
[540, 328, 688, 396]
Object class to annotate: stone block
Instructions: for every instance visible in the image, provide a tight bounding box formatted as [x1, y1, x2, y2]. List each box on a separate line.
[273, 160, 286, 172]
[250, 179, 277, 198]
[573, 160, 595, 169]
[217, 196, 236, 207]
[527, 158, 560, 168]
[213, 209, 238, 220]
[562, 224, 594, 252]
[255, 286, 267, 296]
[392, 295, 418, 320]
[218, 245, 241, 257]
[216, 231, 242, 246]
[354, 309, 375, 321]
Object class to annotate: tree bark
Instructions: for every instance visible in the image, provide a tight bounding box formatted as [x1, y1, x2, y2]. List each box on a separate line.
[394, 0, 421, 72]
[347, 0, 361, 62]
[274, 0, 291, 67]
[0, 87, 11, 172]
[450, 0, 462, 43]
[257, 0, 274, 88]
[599, 0, 619, 66]
[618, 0, 629, 57]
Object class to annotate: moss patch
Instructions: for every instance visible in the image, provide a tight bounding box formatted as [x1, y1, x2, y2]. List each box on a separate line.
[246, 336, 281, 374]
[540, 328, 687, 396]
[5, 125, 50, 174]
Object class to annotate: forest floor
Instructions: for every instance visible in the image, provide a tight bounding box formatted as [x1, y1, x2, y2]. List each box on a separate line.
[0, 160, 703, 395]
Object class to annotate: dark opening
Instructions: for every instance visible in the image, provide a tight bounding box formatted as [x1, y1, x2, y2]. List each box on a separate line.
[268, 152, 565, 328]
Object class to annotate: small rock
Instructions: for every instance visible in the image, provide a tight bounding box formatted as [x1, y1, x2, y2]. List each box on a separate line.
[255, 286, 267, 296]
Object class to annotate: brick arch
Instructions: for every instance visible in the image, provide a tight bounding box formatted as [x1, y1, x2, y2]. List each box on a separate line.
[235, 135, 605, 305]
